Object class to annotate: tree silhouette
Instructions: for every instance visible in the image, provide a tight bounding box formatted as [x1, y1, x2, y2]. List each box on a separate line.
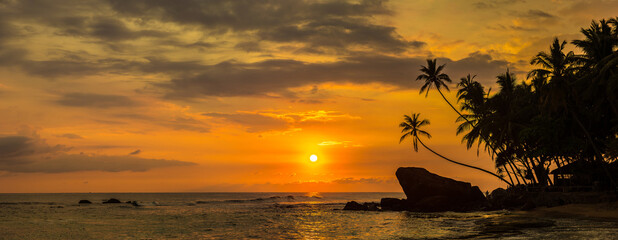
[399, 113, 511, 185]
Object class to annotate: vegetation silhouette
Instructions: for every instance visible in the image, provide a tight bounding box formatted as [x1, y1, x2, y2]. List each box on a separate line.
[403, 17, 618, 190]
[399, 113, 512, 185]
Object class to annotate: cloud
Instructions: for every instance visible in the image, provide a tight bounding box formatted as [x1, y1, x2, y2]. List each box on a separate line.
[107, 0, 421, 53]
[158, 53, 510, 99]
[157, 55, 422, 98]
[257, 17, 424, 53]
[331, 177, 396, 184]
[107, 0, 392, 31]
[56, 92, 137, 108]
[317, 141, 346, 146]
[234, 41, 261, 52]
[113, 113, 211, 133]
[440, 52, 510, 85]
[267, 110, 361, 123]
[473, 0, 526, 9]
[525, 9, 555, 19]
[0, 136, 69, 163]
[203, 110, 360, 133]
[129, 149, 141, 155]
[204, 112, 289, 133]
[0, 133, 195, 173]
[2, 154, 195, 173]
[56, 133, 84, 139]
[52, 16, 169, 41]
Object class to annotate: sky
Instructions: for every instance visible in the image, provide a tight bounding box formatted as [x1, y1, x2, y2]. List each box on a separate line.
[0, 0, 617, 193]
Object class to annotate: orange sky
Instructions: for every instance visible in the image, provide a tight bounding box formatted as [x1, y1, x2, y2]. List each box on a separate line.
[0, 0, 617, 193]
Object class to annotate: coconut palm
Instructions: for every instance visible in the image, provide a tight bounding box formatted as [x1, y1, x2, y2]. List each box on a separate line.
[572, 19, 618, 65]
[399, 113, 511, 185]
[417, 59, 472, 122]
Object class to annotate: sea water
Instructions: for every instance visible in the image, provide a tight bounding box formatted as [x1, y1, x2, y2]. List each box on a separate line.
[0, 192, 617, 239]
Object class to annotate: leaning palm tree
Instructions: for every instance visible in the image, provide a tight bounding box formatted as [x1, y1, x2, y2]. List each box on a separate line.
[399, 113, 511, 185]
[417, 59, 467, 118]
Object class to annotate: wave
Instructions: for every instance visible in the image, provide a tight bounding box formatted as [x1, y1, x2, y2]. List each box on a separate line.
[0, 202, 57, 205]
[195, 195, 325, 204]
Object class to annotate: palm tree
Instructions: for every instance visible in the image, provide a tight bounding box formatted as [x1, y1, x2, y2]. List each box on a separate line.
[399, 113, 511, 185]
[417, 59, 470, 122]
[528, 38, 578, 109]
[572, 19, 617, 65]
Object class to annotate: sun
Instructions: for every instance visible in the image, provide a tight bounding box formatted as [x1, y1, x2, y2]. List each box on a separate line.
[309, 154, 318, 162]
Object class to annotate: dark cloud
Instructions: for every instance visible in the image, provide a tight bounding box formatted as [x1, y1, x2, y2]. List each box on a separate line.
[473, 0, 526, 9]
[56, 133, 84, 139]
[158, 53, 510, 98]
[258, 18, 423, 53]
[56, 92, 137, 108]
[234, 41, 261, 52]
[0, 0, 426, 81]
[129, 149, 141, 155]
[2, 154, 196, 173]
[295, 99, 324, 104]
[24, 59, 102, 77]
[113, 113, 211, 133]
[0, 136, 69, 162]
[204, 112, 288, 133]
[526, 10, 555, 19]
[0, 134, 195, 173]
[107, 0, 392, 31]
[52, 16, 169, 41]
[440, 52, 510, 86]
[158, 55, 420, 98]
[107, 0, 421, 53]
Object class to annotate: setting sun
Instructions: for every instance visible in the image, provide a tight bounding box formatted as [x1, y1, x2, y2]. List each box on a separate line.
[310, 154, 318, 162]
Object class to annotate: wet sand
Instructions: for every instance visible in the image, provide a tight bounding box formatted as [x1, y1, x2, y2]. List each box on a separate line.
[522, 201, 618, 221]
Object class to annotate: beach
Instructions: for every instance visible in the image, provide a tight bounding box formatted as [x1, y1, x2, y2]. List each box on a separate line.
[524, 201, 618, 221]
[1, 192, 618, 239]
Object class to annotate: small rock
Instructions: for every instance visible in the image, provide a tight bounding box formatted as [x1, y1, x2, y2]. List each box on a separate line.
[78, 200, 92, 204]
[102, 198, 121, 204]
[343, 201, 368, 210]
[363, 202, 380, 211]
[380, 198, 407, 211]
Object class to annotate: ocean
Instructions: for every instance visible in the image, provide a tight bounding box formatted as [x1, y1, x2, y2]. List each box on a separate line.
[1, 192, 617, 239]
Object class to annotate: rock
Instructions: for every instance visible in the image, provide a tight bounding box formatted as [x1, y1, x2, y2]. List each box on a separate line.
[286, 195, 294, 200]
[487, 186, 530, 210]
[102, 198, 121, 204]
[343, 201, 368, 210]
[395, 167, 488, 212]
[380, 198, 407, 211]
[78, 200, 92, 204]
[363, 202, 380, 211]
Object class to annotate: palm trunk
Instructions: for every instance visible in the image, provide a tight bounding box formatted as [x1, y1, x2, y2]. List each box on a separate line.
[507, 161, 522, 185]
[503, 166, 515, 186]
[570, 108, 616, 187]
[436, 88, 514, 187]
[417, 138, 512, 185]
[437, 88, 472, 123]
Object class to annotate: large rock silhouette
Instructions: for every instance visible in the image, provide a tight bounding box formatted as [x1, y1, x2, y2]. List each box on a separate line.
[395, 167, 488, 212]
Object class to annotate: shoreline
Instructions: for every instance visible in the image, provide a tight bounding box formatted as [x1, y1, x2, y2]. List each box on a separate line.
[517, 201, 618, 222]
